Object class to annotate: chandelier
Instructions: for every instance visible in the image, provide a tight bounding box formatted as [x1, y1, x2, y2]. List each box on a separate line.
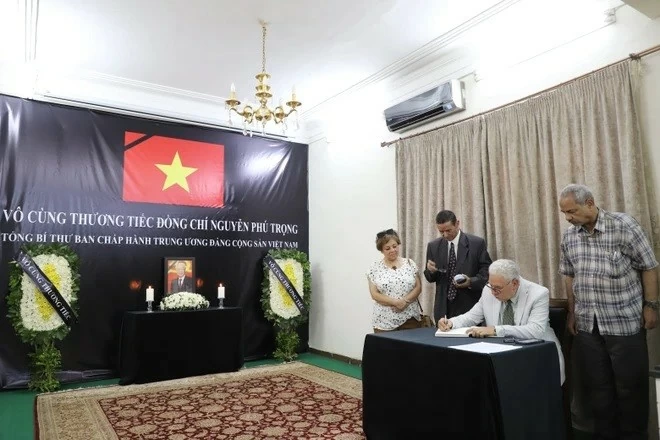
[225, 20, 301, 136]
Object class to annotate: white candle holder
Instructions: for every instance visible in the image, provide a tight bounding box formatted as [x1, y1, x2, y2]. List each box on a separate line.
[147, 300, 153, 312]
[218, 298, 224, 308]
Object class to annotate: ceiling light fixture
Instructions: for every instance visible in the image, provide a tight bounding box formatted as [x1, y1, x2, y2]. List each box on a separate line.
[225, 20, 301, 136]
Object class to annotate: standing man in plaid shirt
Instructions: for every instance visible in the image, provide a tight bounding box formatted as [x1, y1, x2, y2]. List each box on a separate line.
[559, 184, 659, 440]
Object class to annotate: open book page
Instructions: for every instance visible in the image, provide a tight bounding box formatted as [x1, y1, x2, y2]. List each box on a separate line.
[448, 342, 522, 353]
[434, 327, 472, 337]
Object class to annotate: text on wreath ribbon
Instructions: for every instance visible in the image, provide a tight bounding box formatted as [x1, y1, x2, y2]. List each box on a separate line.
[16, 248, 78, 326]
[264, 255, 306, 313]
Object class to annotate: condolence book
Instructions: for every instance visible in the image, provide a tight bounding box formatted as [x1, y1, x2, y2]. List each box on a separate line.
[435, 327, 472, 337]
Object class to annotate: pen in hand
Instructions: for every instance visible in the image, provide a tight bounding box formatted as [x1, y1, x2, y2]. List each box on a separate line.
[438, 315, 452, 331]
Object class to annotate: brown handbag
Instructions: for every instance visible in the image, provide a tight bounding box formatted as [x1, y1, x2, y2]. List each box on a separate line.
[407, 258, 434, 328]
[417, 299, 434, 327]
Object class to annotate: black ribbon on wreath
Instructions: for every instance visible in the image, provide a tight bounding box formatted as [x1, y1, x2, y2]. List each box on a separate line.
[264, 254, 306, 313]
[15, 248, 78, 326]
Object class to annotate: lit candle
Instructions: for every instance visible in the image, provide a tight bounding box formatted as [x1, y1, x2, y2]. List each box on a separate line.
[146, 286, 154, 302]
[230, 83, 236, 99]
[217, 283, 225, 299]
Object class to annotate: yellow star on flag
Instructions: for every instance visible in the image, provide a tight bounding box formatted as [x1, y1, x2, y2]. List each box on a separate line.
[155, 152, 198, 192]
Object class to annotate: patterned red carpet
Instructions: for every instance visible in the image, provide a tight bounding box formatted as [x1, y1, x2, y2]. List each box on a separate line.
[35, 363, 364, 439]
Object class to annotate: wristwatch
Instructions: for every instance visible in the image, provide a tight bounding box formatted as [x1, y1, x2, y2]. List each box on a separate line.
[643, 300, 660, 310]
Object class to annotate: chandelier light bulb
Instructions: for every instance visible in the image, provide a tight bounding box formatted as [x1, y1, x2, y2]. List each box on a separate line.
[225, 21, 301, 135]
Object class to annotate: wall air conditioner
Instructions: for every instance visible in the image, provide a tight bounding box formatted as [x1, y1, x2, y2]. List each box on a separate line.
[384, 79, 465, 132]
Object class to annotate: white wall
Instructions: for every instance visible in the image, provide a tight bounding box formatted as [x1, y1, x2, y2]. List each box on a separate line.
[307, 2, 660, 365]
[308, 115, 396, 359]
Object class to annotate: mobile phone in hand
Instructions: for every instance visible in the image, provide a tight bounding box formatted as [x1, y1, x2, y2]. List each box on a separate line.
[454, 274, 467, 283]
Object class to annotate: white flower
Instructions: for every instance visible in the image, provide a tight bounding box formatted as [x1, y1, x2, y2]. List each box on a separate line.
[19, 254, 75, 332]
[160, 292, 209, 311]
[269, 258, 304, 319]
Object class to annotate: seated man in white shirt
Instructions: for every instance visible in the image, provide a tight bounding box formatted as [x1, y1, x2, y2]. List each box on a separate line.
[437, 258, 565, 384]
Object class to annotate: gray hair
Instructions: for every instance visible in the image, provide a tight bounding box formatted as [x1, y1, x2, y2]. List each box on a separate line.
[488, 259, 520, 282]
[559, 184, 594, 205]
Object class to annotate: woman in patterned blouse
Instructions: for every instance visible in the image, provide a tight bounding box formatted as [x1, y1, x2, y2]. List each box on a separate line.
[367, 229, 423, 332]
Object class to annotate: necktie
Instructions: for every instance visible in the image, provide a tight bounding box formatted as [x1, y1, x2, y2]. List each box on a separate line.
[501, 300, 514, 325]
[447, 242, 457, 301]
[179, 278, 183, 287]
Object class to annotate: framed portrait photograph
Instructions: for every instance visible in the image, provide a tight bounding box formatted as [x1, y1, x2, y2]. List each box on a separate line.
[164, 257, 196, 295]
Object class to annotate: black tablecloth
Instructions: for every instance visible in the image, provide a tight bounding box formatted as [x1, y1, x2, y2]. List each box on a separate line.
[118, 307, 244, 385]
[362, 328, 564, 439]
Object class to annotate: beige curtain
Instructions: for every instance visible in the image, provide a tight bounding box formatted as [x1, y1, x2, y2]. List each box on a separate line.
[396, 59, 657, 305]
[395, 59, 658, 433]
[396, 118, 487, 317]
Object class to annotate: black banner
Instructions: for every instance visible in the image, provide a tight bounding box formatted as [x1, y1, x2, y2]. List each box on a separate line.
[264, 255, 306, 313]
[0, 94, 309, 389]
[15, 248, 77, 326]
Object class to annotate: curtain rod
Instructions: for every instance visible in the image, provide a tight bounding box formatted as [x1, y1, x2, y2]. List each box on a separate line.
[381, 43, 660, 148]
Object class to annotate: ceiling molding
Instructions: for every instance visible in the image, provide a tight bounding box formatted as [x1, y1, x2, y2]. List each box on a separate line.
[34, 69, 228, 104]
[299, 56, 475, 144]
[22, 0, 519, 140]
[31, 68, 306, 141]
[4, 0, 523, 145]
[383, 56, 471, 104]
[298, 0, 622, 142]
[24, 0, 39, 62]
[301, 0, 521, 120]
[35, 93, 306, 143]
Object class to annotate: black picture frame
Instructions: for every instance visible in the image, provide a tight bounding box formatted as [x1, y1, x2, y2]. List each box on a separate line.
[164, 257, 196, 295]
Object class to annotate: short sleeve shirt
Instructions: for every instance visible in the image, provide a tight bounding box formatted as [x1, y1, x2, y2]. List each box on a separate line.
[559, 209, 658, 335]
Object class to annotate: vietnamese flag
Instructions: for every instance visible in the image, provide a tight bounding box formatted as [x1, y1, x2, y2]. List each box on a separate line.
[122, 132, 224, 208]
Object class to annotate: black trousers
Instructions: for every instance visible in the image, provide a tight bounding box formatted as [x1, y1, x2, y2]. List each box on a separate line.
[574, 319, 648, 440]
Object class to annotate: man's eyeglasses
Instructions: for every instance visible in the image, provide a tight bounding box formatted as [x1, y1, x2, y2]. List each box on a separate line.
[486, 279, 512, 292]
[376, 229, 395, 239]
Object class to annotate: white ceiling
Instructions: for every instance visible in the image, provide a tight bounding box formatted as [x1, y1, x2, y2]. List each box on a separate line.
[33, 0, 504, 113]
[0, 0, 636, 139]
